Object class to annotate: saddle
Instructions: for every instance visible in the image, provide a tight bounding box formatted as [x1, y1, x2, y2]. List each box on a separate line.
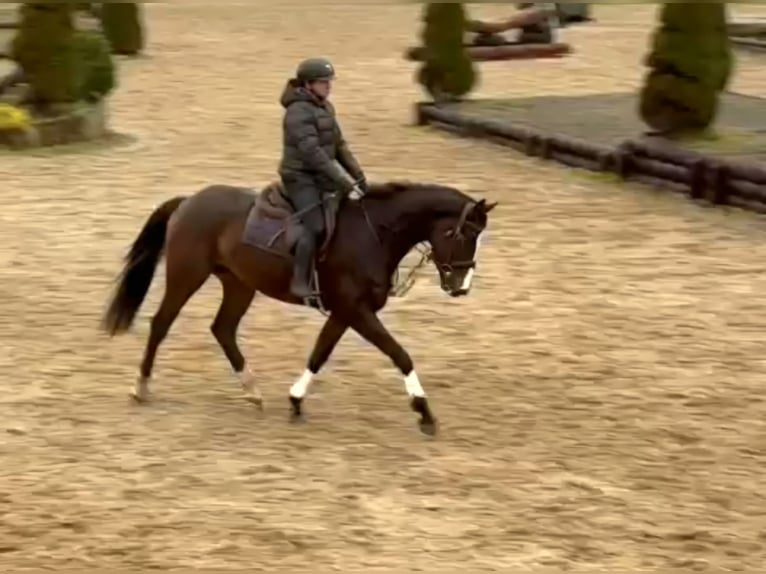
[241, 181, 338, 259]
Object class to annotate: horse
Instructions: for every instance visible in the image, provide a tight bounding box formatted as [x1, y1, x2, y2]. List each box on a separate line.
[101, 181, 496, 435]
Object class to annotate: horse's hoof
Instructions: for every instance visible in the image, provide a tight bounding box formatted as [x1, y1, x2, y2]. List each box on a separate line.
[419, 418, 438, 437]
[129, 390, 149, 404]
[289, 395, 303, 415]
[244, 394, 264, 410]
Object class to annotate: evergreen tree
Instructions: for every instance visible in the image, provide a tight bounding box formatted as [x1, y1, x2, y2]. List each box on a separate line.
[639, 3, 733, 136]
[11, 3, 80, 110]
[417, 3, 477, 101]
[101, 3, 144, 56]
[74, 29, 116, 103]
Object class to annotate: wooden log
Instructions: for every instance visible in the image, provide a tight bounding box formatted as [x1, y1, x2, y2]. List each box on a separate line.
[418, 104, 463, 127]
[547, 149, 602, 172]
[727, 195, 766, 214]
[476, 117, 534, 144]
[418, 103, 545, 153]
[629, 139, 703, 167]
[728, 21, 766, 37]
[426, 119, 474, 138]
[629, 174, 689, 195]
[729, 179, 766, 203]
[727, 161, 766, 185]
[417, 103, 766, 216]
[629, 156, 691, 185]
[466, 7, 556, 35]
[418, 104, 532, 144]
[547, 134, 611, 161]
[731, 37, 766, 51]
[405, 42, 571, 62]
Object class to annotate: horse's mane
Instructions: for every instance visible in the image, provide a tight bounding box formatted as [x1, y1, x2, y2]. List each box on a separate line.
[365, 181, 468, 199]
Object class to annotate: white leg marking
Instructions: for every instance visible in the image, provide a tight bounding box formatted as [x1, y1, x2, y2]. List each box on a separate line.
[404, 370, 426, 398]
[131, 376, 150, 401]
[238, 366, 258, 391]
[460, 231, 483, 292]
[289, 369, 314, 399]
[238, 366, 262, 404]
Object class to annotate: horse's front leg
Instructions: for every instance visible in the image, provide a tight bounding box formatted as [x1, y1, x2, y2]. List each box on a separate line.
[288, 314, 348, 420]
[348, 308, 437, 436]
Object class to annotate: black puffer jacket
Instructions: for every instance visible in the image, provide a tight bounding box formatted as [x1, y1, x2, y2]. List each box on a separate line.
[278, 80, 363, 193]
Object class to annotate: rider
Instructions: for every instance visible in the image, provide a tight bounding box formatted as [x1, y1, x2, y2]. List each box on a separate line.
[279, 57, 368, 300]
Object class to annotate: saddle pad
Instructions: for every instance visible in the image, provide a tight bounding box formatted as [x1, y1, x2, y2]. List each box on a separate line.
[241, 206, 293, 256]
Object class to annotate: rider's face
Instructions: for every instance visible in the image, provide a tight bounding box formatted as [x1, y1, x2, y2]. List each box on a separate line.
[308, 79, 332, 99]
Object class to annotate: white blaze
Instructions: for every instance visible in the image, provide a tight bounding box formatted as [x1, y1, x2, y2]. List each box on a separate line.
[459, 231, 483, 292]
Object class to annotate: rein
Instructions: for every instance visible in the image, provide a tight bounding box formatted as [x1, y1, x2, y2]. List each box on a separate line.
[357, 197, 425, 297]
[390, 242, 432, 297]
[386, 199, 481, 298]
[282, 185, 478, 299]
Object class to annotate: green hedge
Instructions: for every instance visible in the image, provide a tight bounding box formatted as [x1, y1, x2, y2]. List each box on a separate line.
[11, 3, 79, 108]
[74, 30, 116, 102]
[11, 4, 116, 109]
[639, 4, 733, 135]
[417, 3, 477, 101]
[100, 3, 144, 56]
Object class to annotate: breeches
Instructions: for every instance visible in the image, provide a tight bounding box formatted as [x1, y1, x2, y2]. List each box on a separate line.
[282, 173, 326, 247]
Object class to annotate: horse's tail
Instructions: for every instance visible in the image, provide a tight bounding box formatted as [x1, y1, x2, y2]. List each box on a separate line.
[101, 196, 186, 336]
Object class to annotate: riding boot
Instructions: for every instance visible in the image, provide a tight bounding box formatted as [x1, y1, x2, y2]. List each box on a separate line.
[290, 235, 316, 299]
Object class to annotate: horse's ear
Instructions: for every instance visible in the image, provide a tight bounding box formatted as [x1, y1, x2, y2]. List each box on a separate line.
[472, 199, 498, 215]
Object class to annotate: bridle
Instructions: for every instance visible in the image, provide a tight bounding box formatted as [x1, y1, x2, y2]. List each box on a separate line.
[390, 201, 482, 297]
[435, 201, 482, 278]
[357, 196, 482, 298]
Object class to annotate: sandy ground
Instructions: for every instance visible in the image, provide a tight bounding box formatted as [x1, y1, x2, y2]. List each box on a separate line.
[2, 3, 766, 571]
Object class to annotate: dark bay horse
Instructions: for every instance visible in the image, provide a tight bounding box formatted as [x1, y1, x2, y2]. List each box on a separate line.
[102, 181, 496, 435]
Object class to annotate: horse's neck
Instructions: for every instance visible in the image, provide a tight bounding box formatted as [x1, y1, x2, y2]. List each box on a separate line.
[377, 189, 464, 270]
[385, 216, 429, 273]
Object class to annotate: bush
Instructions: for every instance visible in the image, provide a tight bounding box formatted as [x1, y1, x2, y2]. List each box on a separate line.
[11, 3, 80, 109]
[73, 30, 116, 102]
[639, 4, 733, 135]
[100, 3, 144, 56]
[417, 3, 477, 101]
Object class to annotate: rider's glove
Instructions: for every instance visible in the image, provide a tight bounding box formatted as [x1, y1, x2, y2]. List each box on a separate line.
[349, 184, 364, 201]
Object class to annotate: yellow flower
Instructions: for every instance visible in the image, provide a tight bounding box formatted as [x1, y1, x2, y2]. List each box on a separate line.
[0, 103, 31, 131]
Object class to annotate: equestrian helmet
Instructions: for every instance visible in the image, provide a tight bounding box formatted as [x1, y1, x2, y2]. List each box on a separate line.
[296, 58, 335, 83]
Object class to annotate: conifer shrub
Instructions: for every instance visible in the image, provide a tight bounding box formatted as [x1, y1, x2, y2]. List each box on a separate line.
[639, 3, 733, 135]
[100, 2, 144, 56]
[417, 3, 477, 102]
[11, 3, 79, 109]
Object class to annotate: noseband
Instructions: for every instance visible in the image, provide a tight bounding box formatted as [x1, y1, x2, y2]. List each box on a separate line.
[437, 201, 482, 276]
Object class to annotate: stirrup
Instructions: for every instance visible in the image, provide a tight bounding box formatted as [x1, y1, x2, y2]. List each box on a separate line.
[303, 294, 324, 310]
[304, 270, 325, 312]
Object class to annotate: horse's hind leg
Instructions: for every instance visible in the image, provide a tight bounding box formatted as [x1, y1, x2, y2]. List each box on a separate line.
[133, 258, 210, 402]
[210, 271, 259, 407]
